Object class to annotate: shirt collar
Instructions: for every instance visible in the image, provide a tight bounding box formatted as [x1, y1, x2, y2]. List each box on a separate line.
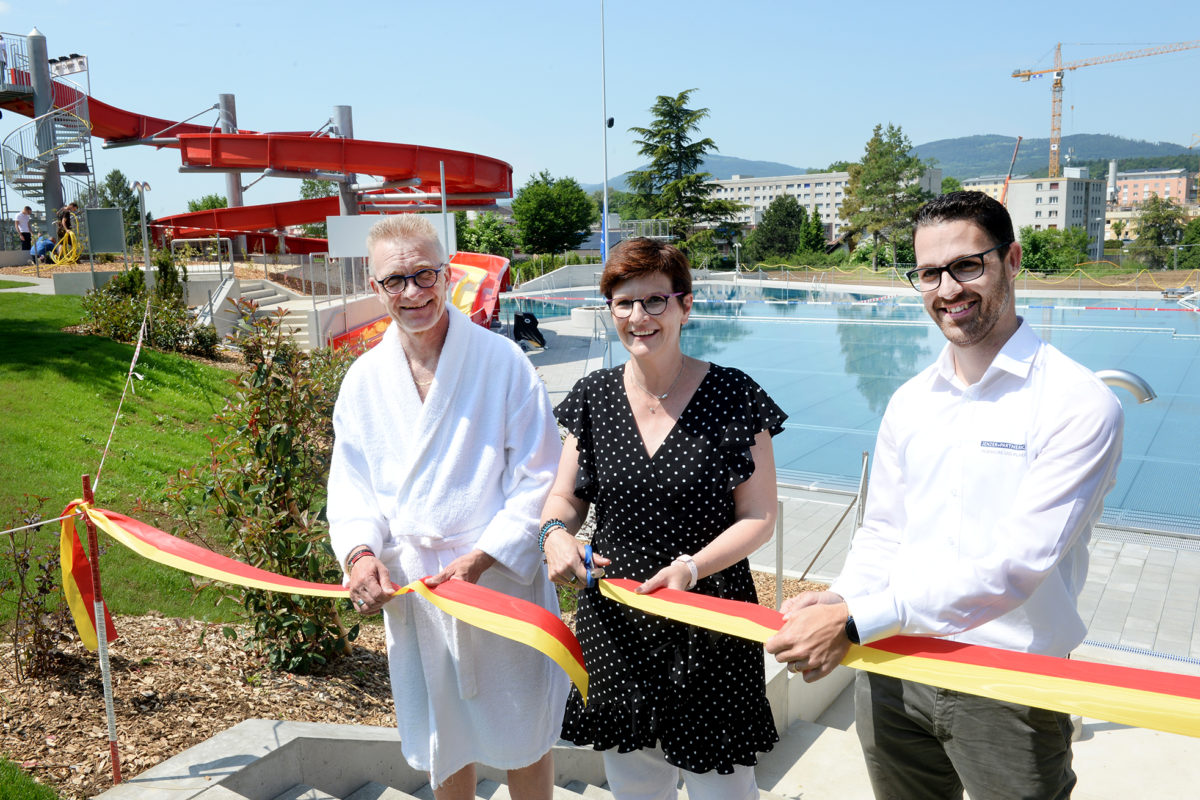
[934, 317, 1038, 388]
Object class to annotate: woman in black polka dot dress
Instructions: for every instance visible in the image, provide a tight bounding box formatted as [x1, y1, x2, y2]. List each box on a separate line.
[539, 238, 786, 800]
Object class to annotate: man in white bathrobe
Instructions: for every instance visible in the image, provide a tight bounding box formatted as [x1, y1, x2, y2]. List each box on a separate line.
[327, 214, 568, 800]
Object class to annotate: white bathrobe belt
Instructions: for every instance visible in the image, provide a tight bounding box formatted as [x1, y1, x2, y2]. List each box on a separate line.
[381, 524, 488, 700]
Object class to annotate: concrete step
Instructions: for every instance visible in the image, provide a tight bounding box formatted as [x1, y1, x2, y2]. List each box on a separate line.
[344, 782, 422, 800]
[269, 785, 338, 800]
[243, 288, 289, 305]
[476, 778, 509, 798]
[562, 780, 612, 798]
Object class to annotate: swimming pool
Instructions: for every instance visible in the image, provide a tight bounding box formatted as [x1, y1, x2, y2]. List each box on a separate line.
[506, 283, 1200, 535]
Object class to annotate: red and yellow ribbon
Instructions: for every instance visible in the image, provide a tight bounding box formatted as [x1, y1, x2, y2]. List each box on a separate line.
[59, 502, 587, 701]
[601, 577, 1200, 738]
[59, 501, 1200, 736]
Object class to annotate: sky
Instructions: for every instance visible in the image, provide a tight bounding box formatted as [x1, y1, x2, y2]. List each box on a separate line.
[2, 0, 1197, 219]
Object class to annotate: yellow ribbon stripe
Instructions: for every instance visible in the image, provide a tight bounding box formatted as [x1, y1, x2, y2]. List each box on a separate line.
[600, 577, 1200, 739]
[408, 580, 588, 703]
[60, 503, 588, 701]
[599, 577, 780, 642]
[842, 644, 1200, 737]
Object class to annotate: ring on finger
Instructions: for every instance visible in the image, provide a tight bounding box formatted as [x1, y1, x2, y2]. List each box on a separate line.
[788, 661, 804, 673]
[568, 575, 578, 585]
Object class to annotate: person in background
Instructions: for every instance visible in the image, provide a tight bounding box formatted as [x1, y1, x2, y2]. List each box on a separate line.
[541, 237, 786, 800]
[15, 205, 32, 253]
[31, 232, 54, 265]
[328, 214, 568, 800]
[766, 191, 1124, 800]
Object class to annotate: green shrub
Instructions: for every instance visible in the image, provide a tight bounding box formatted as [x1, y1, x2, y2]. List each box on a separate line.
[80, 262, 222, 357]
[164, 298, 357, 673]
[1, 497, 71, 683]
[191, 323, 221, 357]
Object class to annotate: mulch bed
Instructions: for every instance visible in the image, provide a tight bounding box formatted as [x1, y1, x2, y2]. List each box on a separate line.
[1, 572, 826, 799]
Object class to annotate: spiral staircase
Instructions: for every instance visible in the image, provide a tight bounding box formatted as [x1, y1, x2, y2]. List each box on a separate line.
[0, 34, 99, 253]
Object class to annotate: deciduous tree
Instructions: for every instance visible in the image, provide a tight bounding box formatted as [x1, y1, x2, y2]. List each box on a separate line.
[456, 211, 518, 259]
[1019, 225, 1089, 275]
[941, 176, 963, 194]
[511, 171, 595, 256]
[1177, 217, 1200, 270]
[187, 193, 228, 212]
[1131, 195, 1187, 269]
[299, 179, 338, 238]
[839, 123, 933, 269]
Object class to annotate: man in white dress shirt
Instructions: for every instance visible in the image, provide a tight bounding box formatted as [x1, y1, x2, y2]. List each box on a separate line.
[766, 191, 1123, 799]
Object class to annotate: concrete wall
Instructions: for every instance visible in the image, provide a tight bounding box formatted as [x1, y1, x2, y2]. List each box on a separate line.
[52, 270, 120, 295]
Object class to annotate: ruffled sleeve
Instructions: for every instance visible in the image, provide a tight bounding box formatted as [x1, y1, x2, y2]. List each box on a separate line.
[716, 367, 788, 490]
[554, 371, 601, 503]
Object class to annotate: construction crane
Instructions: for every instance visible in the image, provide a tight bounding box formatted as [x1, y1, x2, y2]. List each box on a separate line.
[1000, 136, 1023, 207]
[1012, 40, 1200, 177]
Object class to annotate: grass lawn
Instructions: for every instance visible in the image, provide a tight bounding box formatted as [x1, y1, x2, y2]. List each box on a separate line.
[0, 755, 58, 799]
[0, 280, 37, 290]
[0, 293, 242, 622]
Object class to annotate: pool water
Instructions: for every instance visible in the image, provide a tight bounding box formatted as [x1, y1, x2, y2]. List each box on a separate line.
[506, 284, 1200, 535]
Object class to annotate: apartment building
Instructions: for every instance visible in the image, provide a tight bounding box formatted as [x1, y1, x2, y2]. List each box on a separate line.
[707, 168, 943, 240]
[961, 174, 1028, 202]
[1004, 167, 1107, 261]
[1113, 167, 1196, 206]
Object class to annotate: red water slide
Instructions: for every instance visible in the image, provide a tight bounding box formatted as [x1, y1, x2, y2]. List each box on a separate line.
[0, 75, 513, 251]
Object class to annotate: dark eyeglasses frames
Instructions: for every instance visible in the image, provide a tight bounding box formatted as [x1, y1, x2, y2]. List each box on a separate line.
[606, 292, 685, 318]
[376, 266, 444, 294]
[905, 242, 1012, 292]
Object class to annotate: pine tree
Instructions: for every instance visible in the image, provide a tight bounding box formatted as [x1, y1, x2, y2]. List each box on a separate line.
[839, 124, 932, 268]
[748, 195, 806, 261]
[802, 205, 827, 252]
[626, 89, 741, 238]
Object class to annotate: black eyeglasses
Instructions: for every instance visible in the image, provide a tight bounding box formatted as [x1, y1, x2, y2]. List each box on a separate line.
[376, 266, 444, 294]
[905, 242, 1012, 292]
[606, 292, 685, 318]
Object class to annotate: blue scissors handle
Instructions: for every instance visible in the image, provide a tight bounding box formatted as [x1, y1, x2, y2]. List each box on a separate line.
[583, 544, 602, 589]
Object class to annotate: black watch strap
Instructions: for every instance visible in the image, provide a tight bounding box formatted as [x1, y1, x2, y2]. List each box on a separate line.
[845, 615, 861, 645]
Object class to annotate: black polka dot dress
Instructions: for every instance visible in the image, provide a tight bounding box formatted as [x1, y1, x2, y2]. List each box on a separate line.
[555, 363, 787, 774]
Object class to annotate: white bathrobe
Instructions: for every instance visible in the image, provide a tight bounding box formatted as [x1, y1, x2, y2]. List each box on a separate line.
[328, 305, 568, 786]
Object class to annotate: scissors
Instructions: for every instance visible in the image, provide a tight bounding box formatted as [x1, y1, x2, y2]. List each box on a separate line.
[583, 544, 605, 589]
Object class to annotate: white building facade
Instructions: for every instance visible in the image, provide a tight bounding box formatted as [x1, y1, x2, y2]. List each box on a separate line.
[707, 168, 943, 240]
[1003, 167, 1107, 261]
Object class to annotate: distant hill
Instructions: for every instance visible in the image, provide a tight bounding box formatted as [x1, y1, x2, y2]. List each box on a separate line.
[581, 154, 811, 193]
[914, 134, 1193, 180]
[575, 134, 1194, 193]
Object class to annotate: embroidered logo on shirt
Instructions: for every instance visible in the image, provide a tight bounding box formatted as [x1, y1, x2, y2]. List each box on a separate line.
[980, 440, 1026, 452]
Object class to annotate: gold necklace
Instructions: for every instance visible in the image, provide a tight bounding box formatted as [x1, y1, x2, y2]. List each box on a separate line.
[627, 357, 686, 410]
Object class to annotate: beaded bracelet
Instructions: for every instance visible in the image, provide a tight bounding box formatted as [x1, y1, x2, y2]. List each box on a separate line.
[539, 519, 568, 552]
[346, 546, 375, 571]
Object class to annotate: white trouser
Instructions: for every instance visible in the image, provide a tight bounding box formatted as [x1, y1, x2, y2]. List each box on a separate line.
[602, 747, 758, 800]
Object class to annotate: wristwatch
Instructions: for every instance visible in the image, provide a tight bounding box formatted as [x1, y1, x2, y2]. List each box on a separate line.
[845, 615, 861, 645]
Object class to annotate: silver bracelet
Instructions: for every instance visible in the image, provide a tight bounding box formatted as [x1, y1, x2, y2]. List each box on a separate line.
[673, 554, 698, 590]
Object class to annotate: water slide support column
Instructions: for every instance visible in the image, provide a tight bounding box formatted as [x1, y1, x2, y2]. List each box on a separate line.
[218, 93, 247, 260]
[28, 28, 65, 229]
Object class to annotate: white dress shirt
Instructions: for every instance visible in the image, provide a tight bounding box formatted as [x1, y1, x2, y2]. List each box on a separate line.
[832, 319, 1124, 656]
